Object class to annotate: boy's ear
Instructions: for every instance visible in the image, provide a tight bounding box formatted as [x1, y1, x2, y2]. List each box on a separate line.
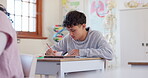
[82, 24, 86, 28]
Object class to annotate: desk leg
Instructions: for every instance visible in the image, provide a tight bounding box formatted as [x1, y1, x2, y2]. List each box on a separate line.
[45, 75, 49, 78]
[56, 71, 65, 78]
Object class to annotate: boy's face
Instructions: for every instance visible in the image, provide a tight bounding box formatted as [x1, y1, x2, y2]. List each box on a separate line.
[66, 24, 86, 41]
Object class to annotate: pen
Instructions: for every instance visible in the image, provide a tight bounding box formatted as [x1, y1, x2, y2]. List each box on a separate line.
[45, 43, 54, 55]
[46, 43, 51, 49]
[62, 51, 68, 56]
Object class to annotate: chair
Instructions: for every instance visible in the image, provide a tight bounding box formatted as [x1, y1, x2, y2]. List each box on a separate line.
[20, 54, 37, 78]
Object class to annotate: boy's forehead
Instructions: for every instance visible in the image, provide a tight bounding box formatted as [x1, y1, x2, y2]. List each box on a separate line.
[66, 26, 79, 30]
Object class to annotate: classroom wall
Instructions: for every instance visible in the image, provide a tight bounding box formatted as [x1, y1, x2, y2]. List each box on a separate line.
[0, 0, 6, 7]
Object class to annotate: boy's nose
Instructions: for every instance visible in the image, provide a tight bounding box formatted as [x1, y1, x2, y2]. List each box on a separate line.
[70, 32, 73, 36]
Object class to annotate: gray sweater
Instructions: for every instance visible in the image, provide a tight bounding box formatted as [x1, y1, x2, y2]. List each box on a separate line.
[52, 28, 113, 59]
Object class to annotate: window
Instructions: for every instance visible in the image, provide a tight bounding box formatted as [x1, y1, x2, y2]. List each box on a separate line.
[7, 0, 46, 39]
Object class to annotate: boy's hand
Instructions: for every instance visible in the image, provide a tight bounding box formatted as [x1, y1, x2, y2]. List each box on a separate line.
[45, 49, 57, 56]
[68, 49, 79, 56]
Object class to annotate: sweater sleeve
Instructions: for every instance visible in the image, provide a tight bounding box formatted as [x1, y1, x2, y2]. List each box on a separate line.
[79, 32, 113, 60]
[0, 32, 7, 55]
[51, 35, 68, 53]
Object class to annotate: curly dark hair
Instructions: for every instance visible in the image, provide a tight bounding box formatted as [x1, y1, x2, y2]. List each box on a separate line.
[0, 4, 13, 22]
[0, 4, 10, 16]
[63, 10, 86, 27]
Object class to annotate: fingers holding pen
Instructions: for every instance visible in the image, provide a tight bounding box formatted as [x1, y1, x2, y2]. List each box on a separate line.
[45, 49, 51, 55]
[45, 49, 57, 56]
[45, 43, 56, 56]
[52, 50, 57, 56]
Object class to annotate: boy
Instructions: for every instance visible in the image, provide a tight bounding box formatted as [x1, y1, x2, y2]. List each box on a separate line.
[46, 10, 113, 59]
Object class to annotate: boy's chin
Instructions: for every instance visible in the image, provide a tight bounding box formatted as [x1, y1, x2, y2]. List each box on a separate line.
[73, 38, 78, 41]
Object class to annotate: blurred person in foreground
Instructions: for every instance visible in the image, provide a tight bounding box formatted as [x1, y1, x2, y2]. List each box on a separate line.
[0, 4, 24, 78]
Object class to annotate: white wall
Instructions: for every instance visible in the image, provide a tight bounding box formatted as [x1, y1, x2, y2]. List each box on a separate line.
[0, 0, 7, 7]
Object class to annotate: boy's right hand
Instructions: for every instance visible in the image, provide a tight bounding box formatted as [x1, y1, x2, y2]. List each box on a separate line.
[45, 49, 57, 56]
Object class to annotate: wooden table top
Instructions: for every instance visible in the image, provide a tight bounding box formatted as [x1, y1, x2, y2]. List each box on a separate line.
[37, 57, 102, 62]
[128, 61, 148, 65]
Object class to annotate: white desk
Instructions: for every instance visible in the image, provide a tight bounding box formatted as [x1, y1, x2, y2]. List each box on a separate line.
[35, 58, 104, 78]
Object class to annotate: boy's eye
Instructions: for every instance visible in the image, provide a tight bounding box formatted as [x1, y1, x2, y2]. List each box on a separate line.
[71, 30, 76, 32]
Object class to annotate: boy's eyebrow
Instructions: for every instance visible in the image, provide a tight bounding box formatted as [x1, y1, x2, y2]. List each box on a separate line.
[70, 29, 74, 30]
[66, 28, 75, 31]
[69, 29, 76, 31]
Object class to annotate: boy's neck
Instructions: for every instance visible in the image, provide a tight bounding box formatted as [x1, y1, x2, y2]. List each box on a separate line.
[79, 29, 88, 41]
